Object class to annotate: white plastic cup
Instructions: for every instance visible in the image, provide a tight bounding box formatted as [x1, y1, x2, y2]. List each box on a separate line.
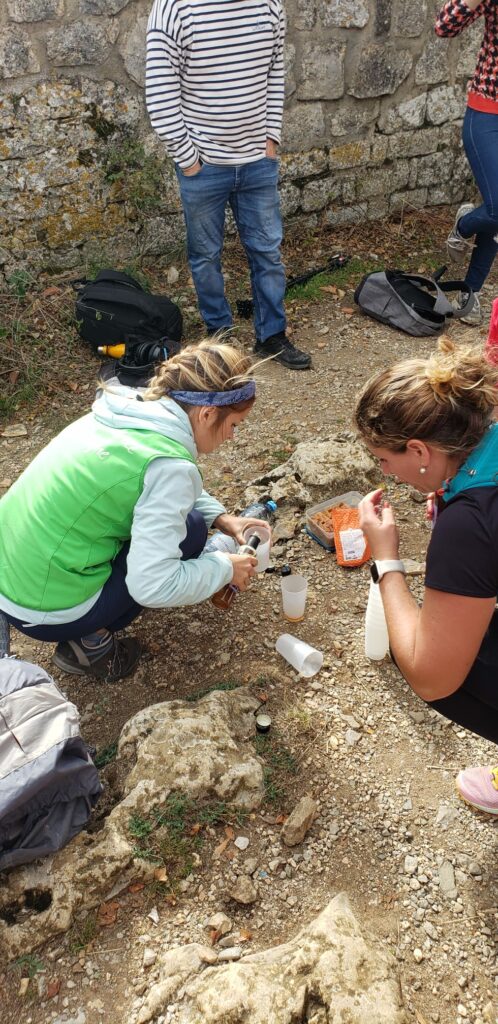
[276, 633, 323, 678]
[242, 523, 271, 572]
[364, 577, 390, 660]
[280, 574, 308, 621]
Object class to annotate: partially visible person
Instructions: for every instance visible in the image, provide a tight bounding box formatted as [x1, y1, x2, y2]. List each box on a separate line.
[0, 342, 265, 682]
[145, 0, 311, 370]
[436, 0, 498, 326]
[355, 337, 498, 815]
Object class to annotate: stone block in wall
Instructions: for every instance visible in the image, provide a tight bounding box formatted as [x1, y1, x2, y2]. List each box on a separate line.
[325, 205, 366, 227]
[284, 43, 296, 99]
[301, 177, 341, 212]
[279, 181, 302, 217]
[388, 127, 440, 159]
[375, 0, 392, 37]
[389, 187, 428, 212]
[367, 196, 389, 220]
[139, 215, 185, 256]
[318, 0, 369, 29]
[415, 38, 449, 85]
[341, 176, 357, 203]
[356, 161, 410, 198]
[7, 0, 63, 21]
[46, 19, 118, 66]
[349, 44, 412, 99]
[427, 184, 465, 205]
[0, 27, 40, 77]
[453, 19, 482, 78]
[329, 139, 370, 170]
[370, 137, 388, 164]
[392, 0, 428, 38]
[329, 101, 380, 138]
[377, 93, 427, 134]
[80, 0, 133, 13]
[281, 103, 325, 152]
[297, 42, 345, 100]
[426, 86, 466, 125]
[280, 149, 328, 180]
[295, 0, 316, 30]
[415, 149, 455, 187]
[121, 14, 147, 87]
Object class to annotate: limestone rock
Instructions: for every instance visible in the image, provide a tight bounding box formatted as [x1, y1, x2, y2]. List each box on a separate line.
[120, 14, 147, 87]
[0, 690, 264, 961]
[319, 0, 369, 29]
[415, 38, 449, 86]
[295, 0, 316, 31]
[80, 0, 132, 12]
[281, 795, 317, 847]
[7, 0, 63, 20]
[392, 0, 427, 37]
[0, 27, 40, 78]
[281, 103, 325, 152]
[46, 20, 118, 66]
[132, 894, 406, 1024]
[297, 41, 345, 101]
[228, 875, 258, 905]
[426, 85, 466, 126]
[206, 912, 232, 936]
[136, 944, 214, 1024]
[350, 44, 412, 99]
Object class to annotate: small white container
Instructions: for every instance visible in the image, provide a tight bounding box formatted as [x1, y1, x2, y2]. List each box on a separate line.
[364, 577, 390, 660]
[276, 634, 323, 678]
[280, 574, 308, 621]
[241, 523, 271, 572]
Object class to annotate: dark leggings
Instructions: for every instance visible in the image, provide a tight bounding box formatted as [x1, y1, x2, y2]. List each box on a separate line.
[425, 610, 498, 745]
[3, 510, 208, 643]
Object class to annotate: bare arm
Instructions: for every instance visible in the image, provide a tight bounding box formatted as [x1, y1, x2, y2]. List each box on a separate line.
[359, 490, 495, 701]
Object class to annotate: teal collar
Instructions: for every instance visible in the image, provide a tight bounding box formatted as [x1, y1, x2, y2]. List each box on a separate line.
[442, 423, 498, 503]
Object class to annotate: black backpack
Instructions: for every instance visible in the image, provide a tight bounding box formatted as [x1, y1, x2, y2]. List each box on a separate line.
[354, 267, 475, 337]
[74, 269, 183, 353]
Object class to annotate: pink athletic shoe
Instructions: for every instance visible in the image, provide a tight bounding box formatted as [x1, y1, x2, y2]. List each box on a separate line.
[456, 765, 498, 815]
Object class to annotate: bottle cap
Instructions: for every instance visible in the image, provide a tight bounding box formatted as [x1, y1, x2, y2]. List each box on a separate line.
[255, 712, 272, 734]
[267, 500, 277, 511]
[280, 564, 292, 577]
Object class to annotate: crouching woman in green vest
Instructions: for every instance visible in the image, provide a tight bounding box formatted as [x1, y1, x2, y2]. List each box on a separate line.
[0, 341, 263, 682]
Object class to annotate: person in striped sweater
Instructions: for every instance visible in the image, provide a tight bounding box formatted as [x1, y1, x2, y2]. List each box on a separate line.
[146, 0, 311, 370]
[436, 0, 498, 326]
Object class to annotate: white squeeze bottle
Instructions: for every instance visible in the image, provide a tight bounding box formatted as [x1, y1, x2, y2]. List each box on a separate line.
[364, 577, 390, 660]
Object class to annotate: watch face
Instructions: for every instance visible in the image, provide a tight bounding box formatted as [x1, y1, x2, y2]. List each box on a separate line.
[370, 562, 380, 583]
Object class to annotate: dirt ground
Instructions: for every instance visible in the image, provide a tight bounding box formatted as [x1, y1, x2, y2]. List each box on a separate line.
[1, 213, 498, 1024]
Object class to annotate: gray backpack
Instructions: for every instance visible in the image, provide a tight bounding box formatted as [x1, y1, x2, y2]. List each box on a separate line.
[0, 657, 102, 871]
[354, 268, 475, 337]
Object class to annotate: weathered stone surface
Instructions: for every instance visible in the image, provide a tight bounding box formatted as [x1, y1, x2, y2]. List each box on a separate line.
[0, 27, 40, 77]
[80, 0, 132, 12]
[415, 38, 449, 85]
[279, 181, 301, 217]
[7, 0, 63, 20]
[298, 41, 345, 100]
[0, 689, 264, 961]
[280, 149, 328, 180]
[329, 138, 370, 169]
[390, 187, 428, 212]
[133, 895, 406, 1024]
[295, 0, 316, 31]
[325, 204, 366, 227]
[426, 85, 466, 125]
[281, 103, 325, 152]
[377, 93, 427, 134]
[301, 176, 341, 212]
[46, 19, 118, 66]
[350, 44, 412, 98]
[120, 13, 147, 86]
[415, 150, 455, 187]
[281, 795, 317, 846]
[319, 0, 369, 29]
[375, 0, 392, 37]
[329, 100, 380, 137]
[284, 41, 296, 99]
[357, 161, 410, 199]
[388, 127, 440, 159]
[392, 0, 428, 37]
[246, 434, 377, 509]
[228, 875, 258, 905]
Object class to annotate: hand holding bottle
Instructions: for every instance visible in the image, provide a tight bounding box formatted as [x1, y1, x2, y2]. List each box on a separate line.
[212, 511, 272, 546]
[227, 551, 258, 591]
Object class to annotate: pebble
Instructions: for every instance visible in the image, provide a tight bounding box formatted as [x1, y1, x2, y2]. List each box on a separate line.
[413, 948, 424, 963]
[234, 836, 250, 851]
[217, 946, 243, 962]
[143, 948, 157, 967]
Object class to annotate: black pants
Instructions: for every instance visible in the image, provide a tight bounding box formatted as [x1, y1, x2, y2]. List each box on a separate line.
[426, 610, 498, 745]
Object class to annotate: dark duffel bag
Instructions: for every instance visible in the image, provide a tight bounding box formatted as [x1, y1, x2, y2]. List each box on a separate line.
[74, 269, 182, 352]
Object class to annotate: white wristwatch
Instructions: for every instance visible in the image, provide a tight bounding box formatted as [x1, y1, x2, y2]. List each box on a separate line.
[370, 559, 406, 583]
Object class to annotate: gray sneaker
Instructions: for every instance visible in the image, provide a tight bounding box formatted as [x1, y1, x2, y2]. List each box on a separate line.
[459, 291, 482, 326]
[447, 202, 475, 260]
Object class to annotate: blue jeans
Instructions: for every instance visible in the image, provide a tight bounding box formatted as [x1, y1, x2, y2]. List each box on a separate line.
[3, 510, 208, 642]
[176, 157, 286, 341]
[458, 107, 498, 292]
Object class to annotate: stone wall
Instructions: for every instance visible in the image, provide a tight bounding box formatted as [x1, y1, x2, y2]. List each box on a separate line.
[0, 0, 483, 279]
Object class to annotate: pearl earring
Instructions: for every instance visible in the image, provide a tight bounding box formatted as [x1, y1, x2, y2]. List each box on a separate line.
[420, 467, 427, 475]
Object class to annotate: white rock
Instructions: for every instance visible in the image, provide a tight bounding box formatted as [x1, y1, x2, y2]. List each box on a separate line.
[234, 836, 250, 851]
[143, 948, 157, 967]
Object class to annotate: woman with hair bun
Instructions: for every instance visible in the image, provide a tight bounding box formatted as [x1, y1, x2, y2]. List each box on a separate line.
[355, 337, 498, 815]
[0, 341, 263, 682]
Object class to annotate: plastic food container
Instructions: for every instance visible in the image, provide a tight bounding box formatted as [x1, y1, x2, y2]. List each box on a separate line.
[305, 491, 364, 551]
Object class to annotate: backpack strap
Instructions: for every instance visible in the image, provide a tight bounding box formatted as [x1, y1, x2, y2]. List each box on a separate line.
[94, 269, 144, 291]
[392, 271, 456, 316]
[437, 280, 475, 320]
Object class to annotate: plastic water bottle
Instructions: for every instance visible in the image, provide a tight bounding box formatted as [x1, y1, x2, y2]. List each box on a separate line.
[204, 533, 238, 554]
[364, 578, 389, 660]
[240, 499, 277, 521]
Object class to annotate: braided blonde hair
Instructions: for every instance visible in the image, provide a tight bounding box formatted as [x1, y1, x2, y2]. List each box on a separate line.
[143, 340, 256, 416]
[354, 336, 498, 456]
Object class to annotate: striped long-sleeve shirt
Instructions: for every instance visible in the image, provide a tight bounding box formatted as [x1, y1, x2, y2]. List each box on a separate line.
[146, 0, 285, 169]
[435, 1, 498, 106]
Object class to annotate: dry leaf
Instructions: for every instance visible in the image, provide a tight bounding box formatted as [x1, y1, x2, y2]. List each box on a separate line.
[128, 881, 145, 893]
[320, 285, 337, 294]
[225, 825, 235, 841]
[18, 977, 29, 997]
[239, 928, 252, 942]
[190, 822, 202, 835]
[275, 814, 287, 825]
[342, 307, 355, 315]
[68, 382, 78, 392]
[42, 286, 62, 298]
[256, 691, 268, 703]
[8, 369, 20, 385]
[209, 927, 222, 945]
[153, 867, 168, 882]
[337, 288, 346, 299]
[47, 979, 61, 999]
[213, 836, 230, 859]
[97, 899, 120, 926]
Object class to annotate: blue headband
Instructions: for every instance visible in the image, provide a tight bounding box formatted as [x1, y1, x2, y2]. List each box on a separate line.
[169, 380, 256, 406]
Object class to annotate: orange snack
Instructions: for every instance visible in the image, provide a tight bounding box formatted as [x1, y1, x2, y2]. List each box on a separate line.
[331, 504, 370, 568]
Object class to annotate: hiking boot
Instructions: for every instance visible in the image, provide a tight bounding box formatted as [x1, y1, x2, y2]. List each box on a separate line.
[254, 333, 311, 370]
[52, 635, 142, 682]
[456, 764, 498, 815]
[446, 202, 475, 260]
[459, 290, 482, 326]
